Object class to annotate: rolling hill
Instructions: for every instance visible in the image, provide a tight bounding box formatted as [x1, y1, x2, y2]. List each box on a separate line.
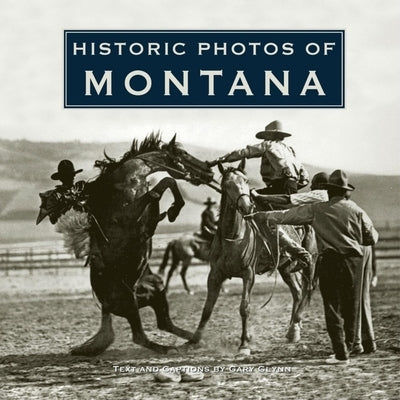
[0, 137, 399, 242]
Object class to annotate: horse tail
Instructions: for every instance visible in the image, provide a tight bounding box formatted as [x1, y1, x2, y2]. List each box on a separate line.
[158, 240, 175, 275]
[301, 225, 318, 304]
[300, 255, 317, 308]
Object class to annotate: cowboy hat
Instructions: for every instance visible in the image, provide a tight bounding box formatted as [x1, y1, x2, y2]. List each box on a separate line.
[255, 120, 292, 140]
[311, 172, 329, 190]
[203, 197, 216, 205]
[51, 160, 83, 181]
[324, 170, 355, 191]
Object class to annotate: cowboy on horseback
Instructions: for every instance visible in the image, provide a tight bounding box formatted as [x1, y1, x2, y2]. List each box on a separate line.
[36, 160, 87, 225]
[207, 120, 309, 195]
[200, 197, 218, 242]
[207, 121, 312, 270]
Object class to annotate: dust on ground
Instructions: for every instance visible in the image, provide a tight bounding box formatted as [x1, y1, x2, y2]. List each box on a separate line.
[0, 261, 399, 400]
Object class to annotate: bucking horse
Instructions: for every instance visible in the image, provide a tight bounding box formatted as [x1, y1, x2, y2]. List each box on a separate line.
[182, 160, 318, 355]
[68, 133, 216, 355]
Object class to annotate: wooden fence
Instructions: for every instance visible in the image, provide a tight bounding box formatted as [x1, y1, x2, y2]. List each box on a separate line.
[0, 232, 399, 276]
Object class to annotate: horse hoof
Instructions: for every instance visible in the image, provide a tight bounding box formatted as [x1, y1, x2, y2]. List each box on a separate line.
[70, 344, 105, 357]
[287, 335, 300, 343]
[287, 324, 301, 343]
[178, 342, 197, 353]
[238, 348, 251, 356]
[167, 206, 180, 222]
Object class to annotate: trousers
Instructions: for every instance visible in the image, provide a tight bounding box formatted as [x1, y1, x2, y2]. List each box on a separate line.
[319, 251, 363, 360]
[353, 246, 376, 353]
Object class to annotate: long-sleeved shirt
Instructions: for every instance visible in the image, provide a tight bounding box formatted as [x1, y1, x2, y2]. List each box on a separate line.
[253, 197, 379, 256]
[36, 181, 87, 225]
[290, 189, 328, 206]
[222, 140, 309, 185]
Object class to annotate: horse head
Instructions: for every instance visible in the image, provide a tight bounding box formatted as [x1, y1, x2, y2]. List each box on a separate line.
[218, 159, 254, 216]
[92, 132, 215, 196]
[160, 134, 215, 185]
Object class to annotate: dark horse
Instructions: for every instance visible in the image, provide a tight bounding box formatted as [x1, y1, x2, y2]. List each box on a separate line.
[70, 133, 214, 355]
[184, 160, 317, 355]
[158, 233, 211, 294]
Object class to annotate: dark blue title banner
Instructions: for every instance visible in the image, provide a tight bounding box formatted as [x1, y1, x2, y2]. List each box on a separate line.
[64, 30, 344, 108]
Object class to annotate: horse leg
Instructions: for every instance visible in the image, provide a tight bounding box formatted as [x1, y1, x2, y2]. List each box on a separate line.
[148, 177, 185, 222]
[184, 268, 225, 347]
[124, 293, 177, 354]
[147, 277, 193, 340]
[165, 257, 179, 293]
[70, 306, 115, 356]
[158, 241, 173, 276]
[164, 178, 185, 222]
[180, 258, 194, 295]
[280, 264, 303, 342]
[238, 266, 255, 355]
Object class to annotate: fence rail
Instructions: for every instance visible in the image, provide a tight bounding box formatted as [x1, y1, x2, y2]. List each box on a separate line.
[0, 233, 399, 275]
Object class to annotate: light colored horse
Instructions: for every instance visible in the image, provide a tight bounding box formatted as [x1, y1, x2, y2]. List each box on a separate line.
[184, 160, 317, 354]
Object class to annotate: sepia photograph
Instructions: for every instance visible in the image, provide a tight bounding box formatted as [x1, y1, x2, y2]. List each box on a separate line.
[1, 1, 399, 399]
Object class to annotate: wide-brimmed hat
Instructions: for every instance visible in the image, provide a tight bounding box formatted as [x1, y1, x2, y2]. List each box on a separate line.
[255, 120, 292, 140]
[311, 172, 329, 190]
[324, 170, 355, 191]
[203, 197, 216, 205]
[51, 160, 83, 181]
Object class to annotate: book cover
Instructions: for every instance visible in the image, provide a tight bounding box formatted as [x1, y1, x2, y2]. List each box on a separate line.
[1, 1, 399, 399]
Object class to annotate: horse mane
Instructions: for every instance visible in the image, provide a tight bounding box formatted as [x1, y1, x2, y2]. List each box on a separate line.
[94, 132, 164, 177]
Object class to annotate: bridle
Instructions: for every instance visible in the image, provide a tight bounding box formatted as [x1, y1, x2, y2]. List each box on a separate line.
[135, 154, 222, 193]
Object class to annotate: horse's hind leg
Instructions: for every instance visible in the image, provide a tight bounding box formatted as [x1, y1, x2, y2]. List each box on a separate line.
[165, 255, 180, 293]
[280, 265, 303, 342]
[239, 266, 255, 355]
[124, 295, 178, 354]
[148, 275, 193, 340]
[184, 268, 225, 347]
[70, 306, 115, 356]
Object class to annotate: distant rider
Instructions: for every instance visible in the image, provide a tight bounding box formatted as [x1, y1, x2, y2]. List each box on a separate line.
[200, 197, 218, 242]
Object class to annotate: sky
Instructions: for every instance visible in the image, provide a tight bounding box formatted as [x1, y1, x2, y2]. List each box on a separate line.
[0, 0, 399, 175]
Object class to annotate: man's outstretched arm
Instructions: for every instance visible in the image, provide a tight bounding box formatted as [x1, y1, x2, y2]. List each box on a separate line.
[250, 204, 314, 226]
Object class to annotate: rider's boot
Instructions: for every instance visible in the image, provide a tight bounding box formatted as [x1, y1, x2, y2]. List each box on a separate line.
[277, 229, 312, 272]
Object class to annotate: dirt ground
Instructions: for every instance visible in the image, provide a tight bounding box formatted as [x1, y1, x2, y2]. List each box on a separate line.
[0, 261, 399, 400]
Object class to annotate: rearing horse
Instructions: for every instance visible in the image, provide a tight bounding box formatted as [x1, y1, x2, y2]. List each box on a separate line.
[185, 160, 316, 354]
[70, 133, 215, 355]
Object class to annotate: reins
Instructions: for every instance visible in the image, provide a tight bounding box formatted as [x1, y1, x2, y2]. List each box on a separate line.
[135, 155, 222, 193]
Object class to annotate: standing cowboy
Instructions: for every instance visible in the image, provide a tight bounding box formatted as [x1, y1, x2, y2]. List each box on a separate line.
[36, 160, 86, 225]
[250, 170, 379, 364]
[207, 120, 309, 194]
[200, 197, 218, 242]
